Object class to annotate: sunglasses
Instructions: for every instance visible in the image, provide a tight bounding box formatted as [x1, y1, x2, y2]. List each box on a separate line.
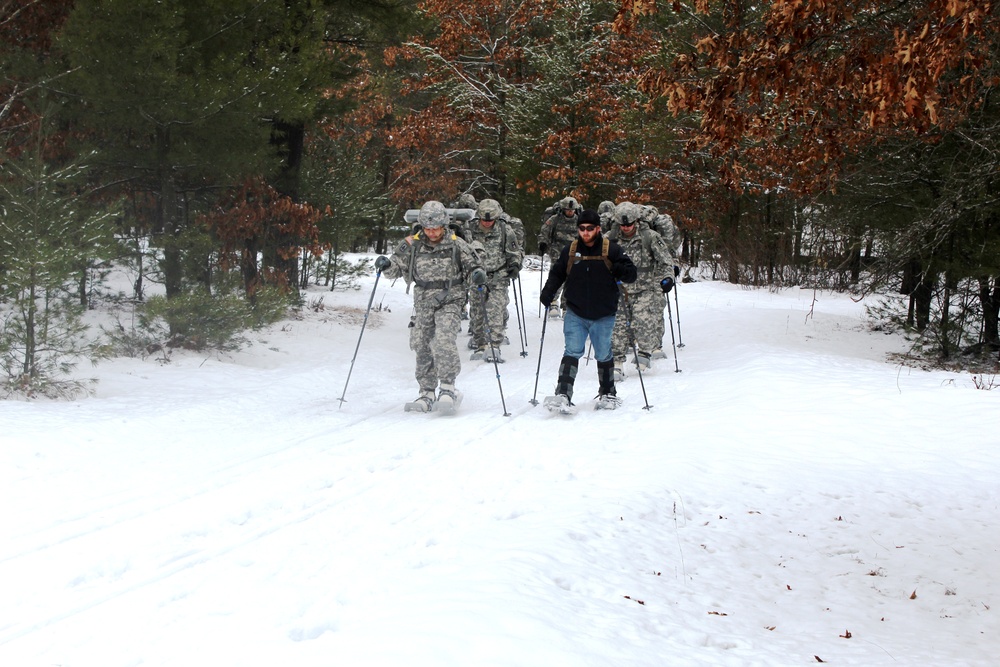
[578, 225, 598, 232]
[620, 220, 636, 227]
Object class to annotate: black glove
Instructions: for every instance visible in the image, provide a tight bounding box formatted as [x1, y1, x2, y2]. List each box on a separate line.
[660, 276, 675, 293]
[540, 293, 552, 308]
[674, 265, 681, 277]
[374, 255, 391, 271]
[471, 268, 487, 286]
[538, 243, 548, 255]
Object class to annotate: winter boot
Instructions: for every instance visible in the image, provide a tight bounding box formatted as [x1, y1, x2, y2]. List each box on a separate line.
[651, 347, 666, 360]
[470, 347, 485, 361]
[548, 305, 562, 319]
[613, 360, 625, 383]
[404, 389, 436, 413]
[484, 346, 504, 363]
[556, 355, 578, 402]
[434, 383, 462, 414]
[596, 359, 622, 410]
[633, 351, 652, 371]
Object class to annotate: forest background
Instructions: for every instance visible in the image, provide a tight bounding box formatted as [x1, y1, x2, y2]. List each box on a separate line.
[1, 0, 999, 397]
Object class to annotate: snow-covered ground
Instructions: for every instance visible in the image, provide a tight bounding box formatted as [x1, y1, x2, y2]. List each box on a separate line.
[2, 257, 998, 666]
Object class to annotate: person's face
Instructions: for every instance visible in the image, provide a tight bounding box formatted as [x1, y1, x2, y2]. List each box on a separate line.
[562, 208, 576, 217]
[480, 218, 496, 230]
[620, 220, 637, 238]
[422, 225, 446, 243]
[577, 223, 599, 244]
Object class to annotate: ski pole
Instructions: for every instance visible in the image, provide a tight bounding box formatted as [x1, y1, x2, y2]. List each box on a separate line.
[510, 275, 528, 357]
[619, 284, 652, 410]
[476, 285, 511, 416]
[338, 269, 383, 408]
[529, 312, 548, 405]
[665, 292, 681, 373]
[516, 273, 529, 351]
[538, 256, 544, 318]
[673, 279, 685, 348]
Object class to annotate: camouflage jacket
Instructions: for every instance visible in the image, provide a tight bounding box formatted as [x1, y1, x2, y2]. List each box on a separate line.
[537, 211, 579, 254]
[606, 224, 676, 292]
[465, 220, 524, 281]
[383, 231, 482, 307]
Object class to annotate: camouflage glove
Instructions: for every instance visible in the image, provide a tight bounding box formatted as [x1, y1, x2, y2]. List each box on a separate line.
[374, 255, 391, 271]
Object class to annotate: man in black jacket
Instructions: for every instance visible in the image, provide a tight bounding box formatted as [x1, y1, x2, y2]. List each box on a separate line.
[540, 209, 637, 410]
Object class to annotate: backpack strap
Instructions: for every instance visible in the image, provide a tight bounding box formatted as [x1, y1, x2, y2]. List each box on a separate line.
[566, 238, 612, 275]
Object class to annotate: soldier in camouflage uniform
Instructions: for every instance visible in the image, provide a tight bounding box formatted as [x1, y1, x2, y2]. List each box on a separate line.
[375, 201, 484, 413]
[466, 199, 524, 363]
[607, 202, 677, 381]
[639, 205, 682, 358]
[598, 200, 616, 233]
[537, 196, 582, 318]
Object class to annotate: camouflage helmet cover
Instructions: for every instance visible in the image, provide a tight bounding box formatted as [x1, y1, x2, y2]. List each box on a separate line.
[640, 205, 659, 222]
[558, 196, 581, 211]
[418, 200, 448, 228]
[476, 198, 503, 222]
[455, 193, 477, 209]
[598, 200, 616, 216]
[614, 201, 640, 226]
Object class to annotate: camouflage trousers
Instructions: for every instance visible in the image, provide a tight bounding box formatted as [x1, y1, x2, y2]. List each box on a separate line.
[409, 298, 463, 391]
[468, 278, 510, 347]
[612, 288, 666, 360]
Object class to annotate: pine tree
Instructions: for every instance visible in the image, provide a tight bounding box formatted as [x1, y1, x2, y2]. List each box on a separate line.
[0, 110, 118, 397]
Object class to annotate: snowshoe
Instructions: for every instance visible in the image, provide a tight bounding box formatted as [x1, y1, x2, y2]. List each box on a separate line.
[404, 391, 435, 413]
[651, 348, 666, 360]
[543, 394, 576, 415]
[595, 393, 623, 410]
[470, 348, 485, 361]
[547, 306, 562, 319]
[434, 386, 462, 415]
[484, 348, 504, 363]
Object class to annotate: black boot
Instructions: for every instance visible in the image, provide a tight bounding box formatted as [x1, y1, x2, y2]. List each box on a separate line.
[596, 358, 622, 409]
[597, 359, 616, 397]
[556, 355, 579, 403]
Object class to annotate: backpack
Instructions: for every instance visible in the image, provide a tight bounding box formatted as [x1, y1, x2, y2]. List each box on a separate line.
[566, 238, 612, 275]
[608, 223, 669, 276]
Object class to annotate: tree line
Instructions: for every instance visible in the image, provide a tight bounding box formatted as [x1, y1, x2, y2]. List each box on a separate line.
[1, 0, 998, 393]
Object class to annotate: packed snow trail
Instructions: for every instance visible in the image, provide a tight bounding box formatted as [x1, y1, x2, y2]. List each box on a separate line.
[2, 271, 999, 666]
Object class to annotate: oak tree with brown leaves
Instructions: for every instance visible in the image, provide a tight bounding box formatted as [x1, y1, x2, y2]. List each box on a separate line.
[615, 0, 1000, 355]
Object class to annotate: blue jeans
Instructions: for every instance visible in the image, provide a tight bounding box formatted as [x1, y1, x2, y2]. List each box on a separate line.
[562, 309, 615, 363]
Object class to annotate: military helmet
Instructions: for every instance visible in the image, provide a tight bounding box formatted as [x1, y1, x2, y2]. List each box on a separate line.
[477, 198, 503, 222]
[598, 200, 616, 216]
[640, 205, 659, 222]
[417, 200, 448, 228]
[558, 196, 581, 211]
[614, 201, 640, 226]
[455, 193, 477, 209]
